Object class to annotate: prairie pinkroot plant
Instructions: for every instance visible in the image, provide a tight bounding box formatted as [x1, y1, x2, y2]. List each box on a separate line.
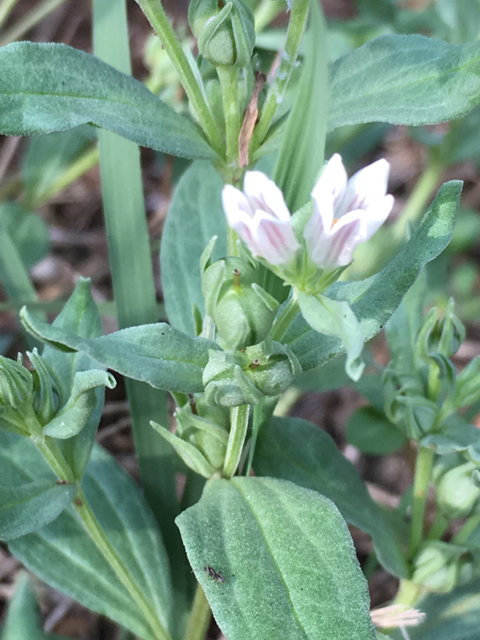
[1, 1, 480, 640]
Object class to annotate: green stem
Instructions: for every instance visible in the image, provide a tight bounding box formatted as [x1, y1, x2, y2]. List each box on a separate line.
[393, 579, 422, 607]
[0, 0, 67, 47]
[217, 66, 241, 169]
[183, 584, 211, 640]
[73, 488, 170, 640]
[0, 0, 20, 29]
[408, 445, 435, 559]
[453, 511, 480, 546]
[35, 438, 76, 484]
[223, 404, 250, 479]
[250, 0, 310, 155]
[32, 147, 99, 208]
[134, 0, 225, 158]
[269, 290, 299, 342]
[392, 156, 443, 241]
[254, 0, 284, 33]
[427, 509, 450, 541]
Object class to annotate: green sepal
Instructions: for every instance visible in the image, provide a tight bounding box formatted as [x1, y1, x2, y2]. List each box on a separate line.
[43, 370, 116, 439]
[150, 420, 217, 478]
[297, 291, 364, 381]
[434, 456, 480, 519]
[412, 541, 475, 593]
[27, 348, 63, 426]
[197, 0, 255, 68]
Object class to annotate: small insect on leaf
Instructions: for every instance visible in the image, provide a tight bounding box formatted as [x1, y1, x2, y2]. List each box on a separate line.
[204, 565, 224, 583]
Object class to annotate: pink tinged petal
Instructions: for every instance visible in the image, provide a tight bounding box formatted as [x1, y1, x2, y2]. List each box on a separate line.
[336, 158, 391, 218]
[311, 153, 348, 230]
[222, 184, 255, 225]
[303, 201, 331, 260]
[363, 194, 394, 241]
[243, 171, 291, 222]
[325, 216, 364, 267]
[253, 215, 300, 265]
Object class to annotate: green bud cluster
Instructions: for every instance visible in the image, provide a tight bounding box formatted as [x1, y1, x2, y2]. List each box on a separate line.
[203, 339, 301, 407]
[188, 0, 255, 67]
[383, 300, 480, 440]
[0, 351, 115, 442]
[412, 541, 477, 593]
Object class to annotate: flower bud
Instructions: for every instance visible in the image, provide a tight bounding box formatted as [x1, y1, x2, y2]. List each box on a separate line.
[203, 340, 300, 407]
[188, 0, 219, 38]
[383, 367, 437, 440]
[434, 457, 480, 519]
[452, 356, 480, 410]
[0, 356, 34, 437]
[412, 541, 471, 593]
[193, 0, 255, 68]
[416, 299, 465, 363]
[202, 256, 279, 351]
[28, 349, 63, 426]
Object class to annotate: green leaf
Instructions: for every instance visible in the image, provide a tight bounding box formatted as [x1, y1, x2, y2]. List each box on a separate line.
[273, 0, 329, 212]
[2, 573, 49, 640]
[4, 432, 174, 640]
[41, 278, 107, 479]
[23, 125, 96, 208]
[0, 42, 216, 160]
[43, 370, 116, 439]
[389, 577, 480, 639]
[346, 407, 406, 455]
[284, 181, 461, 371]
[176, 476, 376, 640]
[161, 161, 227, 336]
[0, 480, 76, 541]
[254, 417, 408, 578]
[21, 307, 220, 394]
[329, 35, 480, 131]
[297, 291, 364, 381]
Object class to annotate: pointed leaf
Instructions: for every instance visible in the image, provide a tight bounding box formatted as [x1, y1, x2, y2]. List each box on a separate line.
[329, 35, 480, 130]
[177, 476, 376, 640]
[161, 161, 227, 336]
[2, 573, 47, 640]
[0, 42, 216, 160]
[21, 307, 220, 394]
[254, 417, 409, 578]
[0, 480, 76, 541]
[284, 181, 461, 371]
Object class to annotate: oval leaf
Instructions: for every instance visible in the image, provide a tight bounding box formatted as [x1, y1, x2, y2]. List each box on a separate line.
[330, 35, 480, 130]
[254, 417, 408, 578]
[176, 476, 376, 640]
[0, 480, 76, 541]
[0, 42, 215, 160]
[20, 307, 220, 394]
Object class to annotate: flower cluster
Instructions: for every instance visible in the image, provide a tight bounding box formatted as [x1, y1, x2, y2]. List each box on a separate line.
[221, 153, 394, 282]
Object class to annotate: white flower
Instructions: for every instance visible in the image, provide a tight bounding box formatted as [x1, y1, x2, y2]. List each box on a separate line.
[304, 153, 394, 269]
[221, 171, 300, 265]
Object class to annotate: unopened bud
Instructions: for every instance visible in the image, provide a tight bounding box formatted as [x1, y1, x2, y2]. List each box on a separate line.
[434, 456, 480, 519]
[202, 257, 279, 351]
[412, 541, 472, 593]
[192, 0, 255, 68]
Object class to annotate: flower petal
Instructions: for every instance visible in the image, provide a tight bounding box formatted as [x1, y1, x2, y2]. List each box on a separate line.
[363, 194, 394, 241]
[317, 211, 365, 267]
[253, 214, 300, 265]
[336, 158, 390, 218]
[311, 153, 348, 230]
[222, 184, 254, 225]
[243, 171, 291, 222]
